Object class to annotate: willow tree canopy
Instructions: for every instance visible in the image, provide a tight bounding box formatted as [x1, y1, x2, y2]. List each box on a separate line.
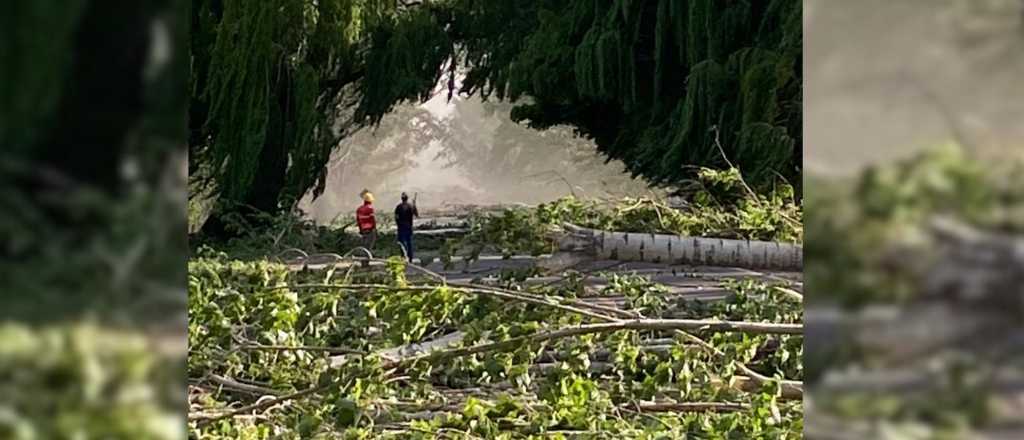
[192, 0, 406, 207]
[191, 0, 801, 227]
[362, 0, 803, 189]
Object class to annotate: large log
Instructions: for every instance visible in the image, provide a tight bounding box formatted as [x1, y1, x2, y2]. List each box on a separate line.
[552, 224, 802, 271]
[413, 228, 468, 239]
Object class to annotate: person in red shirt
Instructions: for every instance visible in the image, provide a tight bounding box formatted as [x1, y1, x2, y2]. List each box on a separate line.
[356, 190, 377, 250]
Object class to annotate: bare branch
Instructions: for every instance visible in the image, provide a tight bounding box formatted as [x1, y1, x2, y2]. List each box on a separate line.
[395, 319, 801, 367]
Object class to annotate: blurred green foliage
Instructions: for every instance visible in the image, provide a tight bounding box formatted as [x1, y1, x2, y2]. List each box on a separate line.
[1, 1, 187, 438]
[1, 0, 187, 323]
[0, 323, 183, 439]
[806, 145, 1024, 436]
[806, 144, 1024, 308]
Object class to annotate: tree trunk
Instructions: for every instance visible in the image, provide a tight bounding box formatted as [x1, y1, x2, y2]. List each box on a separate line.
[36, 1, 151, 195]
[555, 224, 802, 271]
[199, 63, 292, 239]
[198, 138, 288, 239]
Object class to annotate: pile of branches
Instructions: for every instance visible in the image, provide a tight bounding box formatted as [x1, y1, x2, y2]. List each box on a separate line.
[449, 167, 803, 262]
[187, 255, 803, 438]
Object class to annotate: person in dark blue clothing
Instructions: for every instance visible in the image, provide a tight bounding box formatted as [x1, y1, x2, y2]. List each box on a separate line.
[394, 192, 418, 261]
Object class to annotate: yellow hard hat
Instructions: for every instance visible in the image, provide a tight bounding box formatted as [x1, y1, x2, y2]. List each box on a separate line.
[362, 191, 374, 203]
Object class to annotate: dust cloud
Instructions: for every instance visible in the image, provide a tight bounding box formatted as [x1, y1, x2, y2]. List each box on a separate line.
[300, 94, 653, 224]
[805, 0, 1024, 176]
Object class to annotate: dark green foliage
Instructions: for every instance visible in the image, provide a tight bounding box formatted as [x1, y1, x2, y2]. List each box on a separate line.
[190, 0, 802, 233]
[1, 2, 185, 429]
[2, 0, 188, 322]
[444, 0, 802, 190]
[0, 1, 87, 154]
[191, 0, 465, 235]
[357, 8, 452, 123]
[190, 0, 391, 216]
[4, 0, 186, 192]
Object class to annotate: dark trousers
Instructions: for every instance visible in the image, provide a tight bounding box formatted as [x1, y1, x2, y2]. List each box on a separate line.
[359, 229, 377, 250]
[397, 228, 414, 261]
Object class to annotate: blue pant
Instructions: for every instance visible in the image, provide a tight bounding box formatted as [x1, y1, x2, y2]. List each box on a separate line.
[397, 228, 414, 261]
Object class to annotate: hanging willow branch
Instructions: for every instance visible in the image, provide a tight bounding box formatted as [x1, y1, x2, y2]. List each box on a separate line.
[453, 0, 802, 189]
[192, 0, 391, 205]
[191, 0, 802, 222]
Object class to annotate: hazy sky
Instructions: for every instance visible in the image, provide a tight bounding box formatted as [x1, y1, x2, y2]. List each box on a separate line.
[301, 91, 647, 223]
[805, 0, 1024, 176]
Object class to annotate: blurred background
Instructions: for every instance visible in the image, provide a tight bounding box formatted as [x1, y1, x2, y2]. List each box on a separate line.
[1, 1, 187, 438]
[804, 0, 1024, 438]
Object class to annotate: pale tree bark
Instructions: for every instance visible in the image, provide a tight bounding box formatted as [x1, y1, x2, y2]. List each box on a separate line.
[552, 224, 802, 271]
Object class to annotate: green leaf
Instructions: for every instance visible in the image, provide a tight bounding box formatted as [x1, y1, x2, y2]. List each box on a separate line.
[332, 398, 360, 428]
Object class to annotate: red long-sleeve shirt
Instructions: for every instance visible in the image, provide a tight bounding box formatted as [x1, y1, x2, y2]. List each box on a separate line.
[356, 202, 376, 232]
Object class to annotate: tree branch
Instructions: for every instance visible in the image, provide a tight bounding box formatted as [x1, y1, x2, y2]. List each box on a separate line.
[264, 276, 804, 397]
[206, 374, 280, 396]
[190, 381, 334, 425]
[238, 344, 367, 356]
[273, 283, 623, 322]
[395, 319, 801, 367]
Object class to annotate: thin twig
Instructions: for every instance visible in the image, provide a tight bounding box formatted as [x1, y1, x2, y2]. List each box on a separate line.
[632, 401, 750, 412]
[190, 381, 334, 425]
[237, 344, 367, 355]
[711, 126, 761, 204]
[711, 126, 802, 229]
[447, 281, 639, 320]
[773, 286, 803, 302]
[206, 374, 280, 397]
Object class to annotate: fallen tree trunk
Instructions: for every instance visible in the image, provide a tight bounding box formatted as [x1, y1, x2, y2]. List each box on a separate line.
[552, 224, 802, 271]
[413, 217, 469, 229]
[413, 228, 469, 238]
[330, 331, 467, 368]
